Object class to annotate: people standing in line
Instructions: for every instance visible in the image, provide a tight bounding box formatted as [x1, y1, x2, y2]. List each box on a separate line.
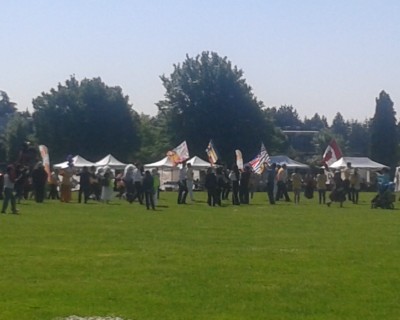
[239, 165, 251, 204]
[77, 166, 91, 203]
[177, 161, 188, 204]
[1, 165, 18, 214]
[276, 164, 290, 202]
[265, 163, 276, 205]
[350, 168, 361, 204]
[60, 165, 74, 203]
[31, 162, 48, 203]
[229, 164, 240, 205]
[186, 163, 194, 202]
[152, 168, 160, 207]
[291, 168, 303, 204]
[132, 164, 144, 204]
[205, 167, 217, 206]
[316, 168, 327, 204]
[142, 170, 155, 210]
[343, 162, 352, 201]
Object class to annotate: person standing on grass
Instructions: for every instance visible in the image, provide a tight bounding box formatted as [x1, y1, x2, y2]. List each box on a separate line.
[229, 164, 240, 205]
[100, 167, 114, 204]
[132, 164, 144, 204]
[276, 164, 290, 202]
[265, 162, 276, 205]
[142, 170, 155, 210]
[177, 161, 188, 204]
[350, 168, 361, 204]
[239, 165, 251, 204]
[48, 168, 60, 200]
[291, 168, 303, 204]
[1, 165, 18, 214]
[343, 162, 352, 201]
[205, 167, 217, 206]
[15, 164, 28, 204]
[152, 168, 160, 207]
[316, 168, 327, 204]
[31, 162, 48, 203]
[77, 166, 91, 204]
[186, 163, 194, 202]
[60, 165, 74, 203]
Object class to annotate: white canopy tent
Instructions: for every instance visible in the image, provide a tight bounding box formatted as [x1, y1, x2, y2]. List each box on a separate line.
[144, 156, 179, 186]
[186, 156, 212, 170]
[95, 154, 127, 170]
[53, 155, 95, 169]
[329, 156, 389, 186]
[329, 157, 389, 170]
[269, 155, 309, 169]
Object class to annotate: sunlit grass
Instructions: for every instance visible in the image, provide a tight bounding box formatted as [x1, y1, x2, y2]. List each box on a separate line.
[0, 191, 399, 319]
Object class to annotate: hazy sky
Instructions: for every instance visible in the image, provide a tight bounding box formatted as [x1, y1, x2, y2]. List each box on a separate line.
[1, 0, 399, 123]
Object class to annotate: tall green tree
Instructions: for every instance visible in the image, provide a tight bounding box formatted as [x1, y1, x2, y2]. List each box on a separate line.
[303, 113, 328, 130]
[157, 51, 284, 164]
[3, 113, 34, 163]
[0, 91, 17, 117]
[265, 105, 303, 130]
[32, 77, 140, 162]
[370, 90, 398, 169]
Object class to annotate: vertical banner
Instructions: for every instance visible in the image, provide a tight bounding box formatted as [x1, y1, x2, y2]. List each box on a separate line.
[235, 149, 244, 171]
[39, 145, 51, 182]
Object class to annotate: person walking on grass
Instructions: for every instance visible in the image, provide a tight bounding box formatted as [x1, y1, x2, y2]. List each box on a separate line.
[177, 161, 188, 204]
[205, 167, 217, 206]
[291, 168, 302, 204]
[350, 168, 361, 204]
[229, 164, 240, 205]
[1, 165, 18, 214]
[186, 163, 194, 202]
[152, 168, 160, 207]
[326, 171, 346, 207]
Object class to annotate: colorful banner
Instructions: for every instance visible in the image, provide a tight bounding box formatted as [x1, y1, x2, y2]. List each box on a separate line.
[167, 141, 190, 166]
[249, 142, 270, 174]
[205, 139, 219, 165]
[39, 145, 51, 182]
[235, 149, 244, 171]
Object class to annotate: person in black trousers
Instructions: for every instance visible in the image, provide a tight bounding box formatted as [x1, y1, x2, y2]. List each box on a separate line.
[142, 170, 155, 210]
[77, 166, 91, 203]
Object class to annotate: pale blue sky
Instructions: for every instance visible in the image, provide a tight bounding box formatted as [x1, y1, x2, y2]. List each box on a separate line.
[1, 0, 399, 123]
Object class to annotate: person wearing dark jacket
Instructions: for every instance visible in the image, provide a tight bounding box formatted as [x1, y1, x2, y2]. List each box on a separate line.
[31, 162, 48, 203]
[142, 170, 155, 210]
[77, 166, 91, 203]
[205, 168, 217, 206]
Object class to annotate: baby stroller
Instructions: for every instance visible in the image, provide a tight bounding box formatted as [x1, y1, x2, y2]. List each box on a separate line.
[371, 181, 395, 209]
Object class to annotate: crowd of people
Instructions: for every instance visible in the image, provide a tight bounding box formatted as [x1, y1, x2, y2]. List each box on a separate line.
[0, 157, 390, 214]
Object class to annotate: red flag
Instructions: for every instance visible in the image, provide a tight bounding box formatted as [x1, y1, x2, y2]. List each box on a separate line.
[322, 139, 342, 167]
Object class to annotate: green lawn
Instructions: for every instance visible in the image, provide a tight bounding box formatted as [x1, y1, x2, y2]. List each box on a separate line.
[0, 191, 399, 320]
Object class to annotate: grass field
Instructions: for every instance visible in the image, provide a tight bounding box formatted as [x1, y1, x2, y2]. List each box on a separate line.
[0, 191, 400, 320]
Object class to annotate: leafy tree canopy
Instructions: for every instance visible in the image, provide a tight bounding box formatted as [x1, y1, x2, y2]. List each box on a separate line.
[32, 76, 140, 162]
[157, 51, 284, 164]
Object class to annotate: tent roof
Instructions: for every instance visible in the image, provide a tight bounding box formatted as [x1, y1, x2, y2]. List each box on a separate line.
[53, 155, 95, 169]
[95, 154, 127, 169]
[329, 157, 389, 170]
[269, 155, 309, 169]
[144, 156, 175, 169]
[186, 156, 212, 169]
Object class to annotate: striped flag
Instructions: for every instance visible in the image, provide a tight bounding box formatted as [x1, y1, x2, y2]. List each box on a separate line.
[205, 139, 219, 165]
[249, 143, 270, 174]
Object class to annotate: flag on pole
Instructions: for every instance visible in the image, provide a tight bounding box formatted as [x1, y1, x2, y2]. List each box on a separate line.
[167, 141, 190, 166]
[249, 142, 271, 174]
[205, 139, 219, 165]
[38, 145, 51, 183]
[322, 139, 343, 168]
[235, 149, 244, 171]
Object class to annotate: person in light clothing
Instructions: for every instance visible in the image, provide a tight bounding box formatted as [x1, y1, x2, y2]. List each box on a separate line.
[291, 168, 302, 204]
[177, 162, 188, 204]
[1, 165, 18, 214]
[316, 168, 327, 204]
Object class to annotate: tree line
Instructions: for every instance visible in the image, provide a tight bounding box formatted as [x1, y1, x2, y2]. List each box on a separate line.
[0, 51, 398, 170]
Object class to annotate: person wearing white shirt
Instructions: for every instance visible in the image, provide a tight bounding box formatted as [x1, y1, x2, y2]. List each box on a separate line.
[1, 165, 18, 214]
[177, 162, 188, 204]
